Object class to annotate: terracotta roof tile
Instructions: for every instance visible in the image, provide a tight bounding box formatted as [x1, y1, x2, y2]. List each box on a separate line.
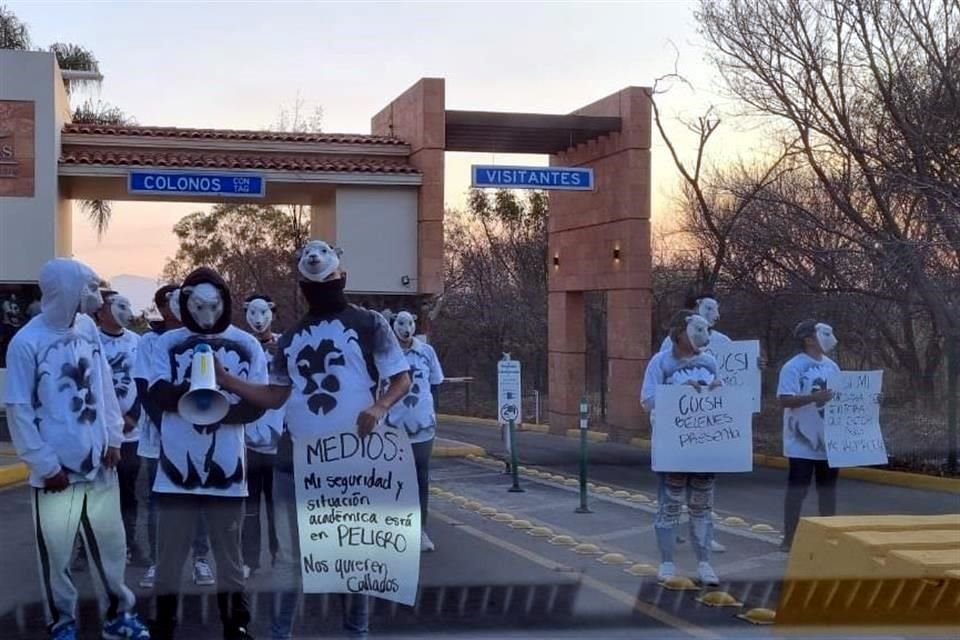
[60, 148, 420, 175]
[62, 123, 406, 146]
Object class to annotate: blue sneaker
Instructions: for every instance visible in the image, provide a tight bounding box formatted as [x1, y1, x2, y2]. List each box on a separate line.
[102, 612, 151, 639]
[51, 624, 77, 640]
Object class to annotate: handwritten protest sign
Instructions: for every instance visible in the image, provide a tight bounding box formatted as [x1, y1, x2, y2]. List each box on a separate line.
[652, 384, 754, 472]
[294, 425, 421, 605]
[708, 340, 762, 413]
[824, 370, 887, 468]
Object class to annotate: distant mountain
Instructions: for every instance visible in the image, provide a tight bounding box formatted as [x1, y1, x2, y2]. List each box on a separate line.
[109, 274, 160, 316]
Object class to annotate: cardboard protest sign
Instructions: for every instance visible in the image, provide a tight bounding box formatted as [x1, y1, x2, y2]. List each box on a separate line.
[652, 384, 754, 473]
[708, 340, 762, 413]
[824, 370, 887, 468]
[294, 425, 421, 605]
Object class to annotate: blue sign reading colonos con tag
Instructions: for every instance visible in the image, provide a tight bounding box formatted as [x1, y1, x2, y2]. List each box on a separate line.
[128, 171, 266, 197]
[471, 165, 594, 191]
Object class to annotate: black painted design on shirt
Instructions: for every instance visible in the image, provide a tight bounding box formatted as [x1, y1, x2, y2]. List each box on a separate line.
[58, 358, 97, 424]
[296, 338, 350, 415]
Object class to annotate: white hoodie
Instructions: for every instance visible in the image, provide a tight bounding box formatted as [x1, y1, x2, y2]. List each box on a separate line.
[3, 259, 124, 487]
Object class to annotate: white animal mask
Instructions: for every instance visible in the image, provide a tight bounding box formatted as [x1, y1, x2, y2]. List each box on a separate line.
[393, 311, 417, 342]
[167, 288, 182, 321]
[686, 314, 711, 351]
[244, 297, 275, 334]
[1, 298, 21, 327]
[815, 323, 838, 353]
[298, 240, 341, 282]
[183, 283, 224, 331]
[110, 295, 134, 328]
[696, 297, 720, 327]
[80, 277, 103, 315]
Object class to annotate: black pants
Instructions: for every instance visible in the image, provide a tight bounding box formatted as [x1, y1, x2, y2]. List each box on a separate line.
[117, 441, 141, 553]
[154, 494, 249, 638]
[242, 450, 278, 571]
[783, 458, 839, 544]
[412, 439, 434, 526]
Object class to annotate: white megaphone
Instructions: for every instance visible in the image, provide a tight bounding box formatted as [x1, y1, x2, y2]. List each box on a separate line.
[178, 343, 230, 426]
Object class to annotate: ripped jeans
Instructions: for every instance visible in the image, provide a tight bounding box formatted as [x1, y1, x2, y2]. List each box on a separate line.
[654, 473, 715, 563]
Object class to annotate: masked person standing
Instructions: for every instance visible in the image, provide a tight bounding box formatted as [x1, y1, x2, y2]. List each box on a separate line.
[777, 320, 841, 552]
[95, 290, 151, 567]
[241, 294, 283, 579]
[147, 269, 267, 640]
[4, 258, 150, 640]
[214, 240, 411, 640]
[641, 310, 723, 587]
[135, 286, 216, 590]
[384, 310, 444, 553]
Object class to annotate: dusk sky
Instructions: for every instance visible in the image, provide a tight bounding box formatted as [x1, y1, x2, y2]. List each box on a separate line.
[10, 0, 757, 284]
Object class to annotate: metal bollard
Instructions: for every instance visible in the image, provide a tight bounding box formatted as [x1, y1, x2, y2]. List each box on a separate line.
[507, 418, 524, 493]
[576, 396, 591, 513]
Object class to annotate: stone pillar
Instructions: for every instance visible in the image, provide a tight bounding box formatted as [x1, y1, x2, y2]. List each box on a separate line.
[371, 79, 445, 295]
[547, 87, 653, 438]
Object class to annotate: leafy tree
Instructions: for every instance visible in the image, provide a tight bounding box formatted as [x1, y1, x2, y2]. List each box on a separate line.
[0, 4, 30, 49]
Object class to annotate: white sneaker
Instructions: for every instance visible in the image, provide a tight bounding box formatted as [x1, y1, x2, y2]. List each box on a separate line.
[711, 539, 727, 553]
[139, 564, 156, 589]
[698, 561, 720, 586]
[421, 531, 436, 553]
[242, 564, 251, 580]
[193, 559, 215, 586]
[657, 562, 675, 582]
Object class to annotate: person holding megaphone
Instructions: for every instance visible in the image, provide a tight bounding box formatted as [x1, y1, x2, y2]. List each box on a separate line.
[145, 267, 267, 640]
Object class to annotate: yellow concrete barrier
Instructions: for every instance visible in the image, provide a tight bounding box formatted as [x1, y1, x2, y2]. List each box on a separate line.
[564, 429, 609, 443]
[777, 514, 960, 627]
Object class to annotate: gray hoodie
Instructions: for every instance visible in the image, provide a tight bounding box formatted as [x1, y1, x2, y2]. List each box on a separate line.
[3, 259, 123, 487]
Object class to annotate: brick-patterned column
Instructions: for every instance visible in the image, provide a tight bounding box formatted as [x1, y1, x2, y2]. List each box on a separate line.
[548, 86, 653, 439]
[371, 79, 445, 295]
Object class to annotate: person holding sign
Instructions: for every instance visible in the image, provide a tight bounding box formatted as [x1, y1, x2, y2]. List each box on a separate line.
[641, 310, 723, 586]
[383, 310, 445, 553]
[777, 320, 840, 552]
[147, 269, 268, 640]
[215, 240, 412, 640]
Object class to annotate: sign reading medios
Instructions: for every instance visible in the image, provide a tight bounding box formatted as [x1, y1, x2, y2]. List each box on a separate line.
[472, 165, 593, 191]
[128, 170, 265, 197]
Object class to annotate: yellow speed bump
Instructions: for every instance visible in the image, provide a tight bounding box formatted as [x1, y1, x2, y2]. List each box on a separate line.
[549, 535, 577, 546]
[509, 520, 533, 530]
[462, 501, 482, 511]
[751, 524, 776, 533]
[625, 563, 657, 577]
[528, 526, 553, 537]
[628, 493, 651, 503]
[594, 486, 613, 495]
[661, 576, 699, 591]
[724, 516, 748, 527]
[598, 553, 628, 566]
[697, 591, 742, 608]
[573, 543, 603, 555]
[451, 497, 468, 507]
[587, 482, 598, 490]
[429, 487, 442, 495]
[612, 490, 631, 499]
[478, 507, 497, 517]
[737, 608, 776, 625]
[563, 478, 579, 487]
[492, 513, 515, 523]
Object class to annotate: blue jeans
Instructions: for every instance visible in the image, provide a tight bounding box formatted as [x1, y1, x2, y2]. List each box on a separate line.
[271, 469, 369, 639]
[146, 457, 210, 562]
[654, 472, 715, 563]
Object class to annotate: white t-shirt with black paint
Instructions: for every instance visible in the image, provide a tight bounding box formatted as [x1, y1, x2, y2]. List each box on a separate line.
[385, 338, 444, 444]
[777, 353, 840, 460]
[270, 305, 409, 442]
[4, 313, 123, 488]
[100, 328, 140, 443]
[245, 334, 285, 455]
[641, 349, 719, 411]
[150, 325, 268, 497]
[134, 329, 162, 459]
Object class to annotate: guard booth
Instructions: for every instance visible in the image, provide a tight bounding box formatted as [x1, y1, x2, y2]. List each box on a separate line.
[0, 49, 653, 442]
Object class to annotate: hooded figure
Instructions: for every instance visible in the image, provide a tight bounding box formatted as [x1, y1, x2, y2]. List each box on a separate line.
[3, 258, 148, 640]
[146, 267, 265, 640]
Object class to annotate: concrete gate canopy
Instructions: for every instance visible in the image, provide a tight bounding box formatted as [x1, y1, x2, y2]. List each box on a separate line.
[1, 52, 653, 435]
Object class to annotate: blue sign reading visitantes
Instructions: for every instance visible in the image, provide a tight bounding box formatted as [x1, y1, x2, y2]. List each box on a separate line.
[471, 165, 594, 191]
[128, 171, 265, 197]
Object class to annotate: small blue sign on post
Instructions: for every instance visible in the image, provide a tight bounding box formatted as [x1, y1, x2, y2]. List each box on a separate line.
[471, 165, 594, 191]
[128, 171, 266, 198]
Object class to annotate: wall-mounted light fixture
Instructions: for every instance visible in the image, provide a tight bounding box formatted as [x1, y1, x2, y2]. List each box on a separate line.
[613, 244, 621, 262]
[553, 253, 560, 268]
[400, 275, 411, 287]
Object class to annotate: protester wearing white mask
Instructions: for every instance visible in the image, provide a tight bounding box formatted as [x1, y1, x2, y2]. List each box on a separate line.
[4, 258, 149, 640]
[383, 310, 445, 553]
[777, 319, 841, 551]
[95, 290, 150, 568]
[641, 311, 723, 587]
[659, 292, 731, 354]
